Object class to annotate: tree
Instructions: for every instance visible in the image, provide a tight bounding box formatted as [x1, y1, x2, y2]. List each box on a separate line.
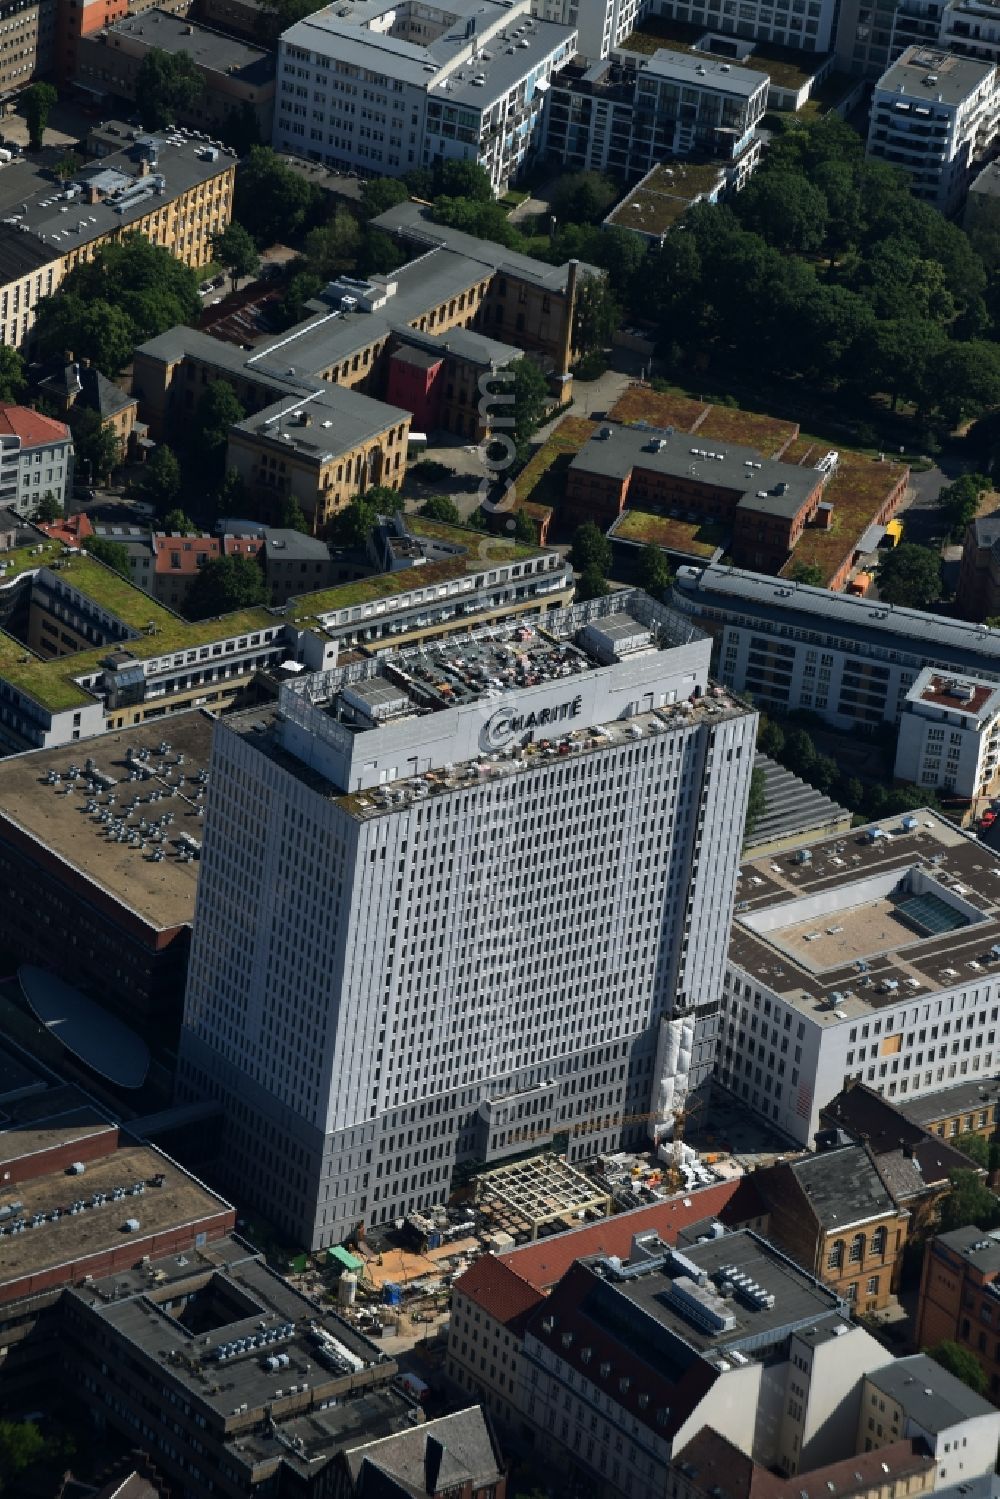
[783, 728, 817, 775]
[577, 566, 610, 601]
[136, 49, 204, 131]
[277, 269, 324, 327]
[573, 275, 619, 356]
[83, 535, 131, 579]
[22, 82, 56, 151]
[304, 208, 361, 280]
[434, 159, 493, 201]
[513, 509, 537, 543]
[233, 148, 323, 247]
[790, 561, 825, 586]
[510, 358, 549, 452]
[636, 544, 672, 597]
[759, 719, 785, 758]
[184, 554, 266, 619]
[190, 381, 246, 483]
[550, 171, 618, 226]
[0, 1420, 45, 1487]
[744, 765, 767, 844]
[928, 1341, 988, 1396]
[570, 522, 612, 576]
[255, 0, 328, 45]
[53, 150, 82, 182]
[329, 495, 378, 548]
[36, 492, 61, 522]
[214, 466, 248, 524]
[359, 177, 409, 220]
[278, 495, 309, 533]
[219, 101, 260, 157]
[956, 1131, 992, 1170]
[33, 235, 200, 372]
[0, 346, 25, 403]
[736, 170, 829, 254]
[163, 508, 197, 534]
[938, 1169, 1000, 1233]
[69, 407, 120, 485]
[139, 444, 182, 515]
[876, 543, 942, 609]
[939, 473, 991, 540]
[210, 223, 260, 292]
[419, 496, 462, 525]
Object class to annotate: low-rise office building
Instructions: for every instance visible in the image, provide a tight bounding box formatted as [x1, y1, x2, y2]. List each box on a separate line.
[0, 404, 73, 516]
[75, 9, 276, 141]
[543, 45, 767, 182]
[720, 809, 1000, 1147]
[671, 563, 1000, 733]
[55, 0, 190, 85]
[894, 669, 1000, 802]
[0, 128, 235, 353]
[916, 1227, 1000, 1401]
[898, 1075, 1000, 1140]
[261, 528, 335, 603]
[867, 46, 999, 214]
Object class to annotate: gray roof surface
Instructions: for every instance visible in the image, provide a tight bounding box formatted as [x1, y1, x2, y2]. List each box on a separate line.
[865, 1353, 998, 1428]
[344, 1409, 501, 1493]
[789, 1145, 895, 1230]
[571, 425, 818, 517]
[0, 222, 54, 283]
[18, 964, 150, 1088]
[673, 564, 1000, 676]
[264, 529, 330, 561]
[0, 132, 235, 264]
[373, 199, 597, 288]
[970, 161, 1000, 198]
[876, 45, 993, 105]
[901, 1076, 1000, 1127]
[393, 321, 520, 367]
[934, 1224, 1000, 1274]
[644, 46, 768, 95]
[744, 751, 849, 848]
[232, 385, 410, 462]
[95, 8, 274, 83]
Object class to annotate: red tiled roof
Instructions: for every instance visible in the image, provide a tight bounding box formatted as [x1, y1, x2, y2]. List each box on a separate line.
[0, 403, 70, 447]
[495, 1179, 743, 1291]
[153, 534, 222, 576]
[38, 512, 94, 546]
[455, 1255, 544, 1330]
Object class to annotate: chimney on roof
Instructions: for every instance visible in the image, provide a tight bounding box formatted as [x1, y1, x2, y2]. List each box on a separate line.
[64, 350, 74, 364]
[80, 357, 91, 369]
[137, 157, 150, 178]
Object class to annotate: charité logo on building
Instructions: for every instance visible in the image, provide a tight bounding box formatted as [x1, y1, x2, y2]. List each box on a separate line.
[483, 693, 584, 750]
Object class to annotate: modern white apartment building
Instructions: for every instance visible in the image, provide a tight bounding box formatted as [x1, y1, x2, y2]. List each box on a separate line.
[894, 669, 1000, 800]
[543, 46, 768, 179]
[672, 563, 1000, 734]
[721, 810, 1000, 1146]
[867, 45, 999, 212]
[177, 591, 756, 1247]
[272, 0, 577, 193]
[0, 404, 73, 517]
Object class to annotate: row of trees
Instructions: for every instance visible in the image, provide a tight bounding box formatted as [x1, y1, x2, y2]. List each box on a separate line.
[758, 714, 946, 822]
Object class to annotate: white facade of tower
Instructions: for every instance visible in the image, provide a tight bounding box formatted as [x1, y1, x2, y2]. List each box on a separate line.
[179, 593, 755, 1247]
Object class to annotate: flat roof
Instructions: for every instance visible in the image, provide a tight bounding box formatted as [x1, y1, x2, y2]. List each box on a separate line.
[606, 159, 727, 234]
[0, 129, 234, 265]
[0, 710, 216, 929]
[673, 563, 1000, 673]
[643, 45, 768, 95]
[85, 1245, 389, 1423]
[875, 45, 994, 104]
[729, 810, 1000, 1019]
[94, 8, 274, 83]
[0, 1139, 229, 1295]
[906, 668, 1000, 723]
[570, 423, 819, 518]
[232, 385, 410, 462]
[373, 199, 598, 289]
[19, 966, 151, 1087]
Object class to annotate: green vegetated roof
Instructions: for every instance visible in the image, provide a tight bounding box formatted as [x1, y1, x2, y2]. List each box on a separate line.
[4, 518, 550, 715]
